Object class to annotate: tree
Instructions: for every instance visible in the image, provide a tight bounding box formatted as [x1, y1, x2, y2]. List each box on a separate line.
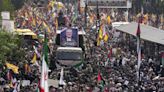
[131, 0, 164, 15]
[0, 0, 14, 13]
[11, 0, 26, 10]
[0, 30, 25, 65]
[0, 0, 15, 20]
[0, 0, 26, 15]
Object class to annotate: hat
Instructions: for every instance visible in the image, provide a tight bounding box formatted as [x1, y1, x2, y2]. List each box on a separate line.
[5, 85, 10, 89]
[86, 86, 90, 89]
[160, 65, 163, 67]
[59, 87, 62, 89]
[68, 82, 72, 85]
[116, 83, 122, 87]
[148, 58, 153, 62]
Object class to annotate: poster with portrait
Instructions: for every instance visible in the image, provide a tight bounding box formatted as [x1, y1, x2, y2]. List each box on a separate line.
[60, 28, 79, 47]
[2, 20, 14, 32]
[1, 11, 10, 20]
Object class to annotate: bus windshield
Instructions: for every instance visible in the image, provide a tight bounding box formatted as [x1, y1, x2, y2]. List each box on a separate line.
[57, 52, 82, 61]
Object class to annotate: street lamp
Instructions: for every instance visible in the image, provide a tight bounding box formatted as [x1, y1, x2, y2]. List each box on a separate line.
[85, 0, 88, 28]
[96, 0, 100, 31]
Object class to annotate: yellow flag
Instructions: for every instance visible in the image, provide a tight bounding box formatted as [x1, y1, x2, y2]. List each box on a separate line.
[55, 18, 58, 30]
[24, 12, 28, 18]
[50, 0, 56, 7]
[9, 81, 13, 88]
[37, 19, 42, 26]
[99, 25, 103, 39]
[97, 37, 100, 46]
[25, 64, 31, 73]
[32, 17, 36, 26]
[31, 53, 37, 64]
[57, 2, 64, 9]
[43, 22, 51, 33]
[6, 63, 19, 74]
[107, 16, 111, 25]
[104, 34, 108, 42]
[89, 15, 94, 24]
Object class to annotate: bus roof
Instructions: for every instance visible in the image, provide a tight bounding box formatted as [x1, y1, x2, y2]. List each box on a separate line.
[56, 30, 86, 35]
[112, 22, 129, 28]
[57, 47, 83, 52]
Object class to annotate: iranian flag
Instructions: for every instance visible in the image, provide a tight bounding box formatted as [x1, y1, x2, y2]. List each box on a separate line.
[40, 31, 49, 92]
[40, 56, 49, 92]
[136, 22, 141, 81]
[97, 71, 105, 91]
[97, 71, 101, 82]
[59, 67, 66, 86]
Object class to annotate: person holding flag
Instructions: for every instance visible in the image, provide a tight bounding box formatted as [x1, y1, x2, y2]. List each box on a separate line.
[59, 67, 66, 88]
[97, 71, 105, 91]
[40, 31, 49, 92]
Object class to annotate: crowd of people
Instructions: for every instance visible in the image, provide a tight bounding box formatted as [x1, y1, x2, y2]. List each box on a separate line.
[0, 0, 164, 92]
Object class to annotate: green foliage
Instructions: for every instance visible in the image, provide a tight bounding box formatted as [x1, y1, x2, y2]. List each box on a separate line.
[131, 0, 164, 14]
[0, 0, 26, 20]
[0, 30, 25, 65]
[0, 0, 14, 13]
[11, 0, 26, 10]
[0, 0, 15, 19]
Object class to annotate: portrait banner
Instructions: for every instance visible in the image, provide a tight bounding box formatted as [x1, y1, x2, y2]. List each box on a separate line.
[60, 28, 79, 47]
[1, 11, 10, 20]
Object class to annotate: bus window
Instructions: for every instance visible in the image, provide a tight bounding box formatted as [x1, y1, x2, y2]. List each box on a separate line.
[79, 35, 85, 51]
[56, 47, 83, 66]
[57, 52, 82, 61]
[55, 34, 60, 45]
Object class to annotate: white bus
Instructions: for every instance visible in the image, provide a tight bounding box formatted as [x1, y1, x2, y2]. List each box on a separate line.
[56, 47, 83, 67]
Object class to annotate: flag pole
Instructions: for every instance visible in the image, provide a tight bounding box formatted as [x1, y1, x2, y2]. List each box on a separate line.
[43, 29, 47, 63]
[137, 21, 141, 89]
[137, 32, 141, 87]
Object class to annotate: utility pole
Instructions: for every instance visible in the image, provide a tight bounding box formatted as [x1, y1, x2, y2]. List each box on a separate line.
[85, 0, 88, 28]
[96, 0, 100, 31]
[67, 0, 69, 15]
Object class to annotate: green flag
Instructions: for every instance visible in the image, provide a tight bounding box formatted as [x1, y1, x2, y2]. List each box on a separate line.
[162, 52, 164, 66]
[43, 31, 49, 64]
[100, 80, 105, 91]
[36, 87, 40, 92]
[97, 71, 105, 92]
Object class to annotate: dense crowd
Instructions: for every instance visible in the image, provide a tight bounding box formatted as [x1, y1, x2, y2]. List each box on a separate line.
[0, 0, 164, 92]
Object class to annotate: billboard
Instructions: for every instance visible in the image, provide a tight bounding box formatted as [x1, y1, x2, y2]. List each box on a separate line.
[1, 11, 10, 20]
[2, 20, 14, 32]
[86, 0, 132, 8]
[60, 28, 79, 47]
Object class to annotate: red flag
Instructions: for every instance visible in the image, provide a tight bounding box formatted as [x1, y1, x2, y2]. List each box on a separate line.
[97, 71, 101, 82]
[7, 70, 12, 80]
[139, 15, 143, 24]
[108, 48, 112, 58]
[136, 23, 141, 37]
[104, 87, 109, 92]
[162, 52, 164, 58]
